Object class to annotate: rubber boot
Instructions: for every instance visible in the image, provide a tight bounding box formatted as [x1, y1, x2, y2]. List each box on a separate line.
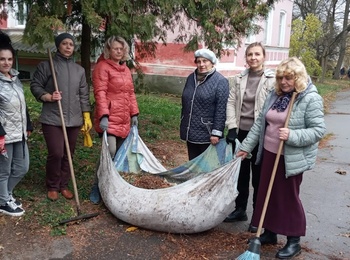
[223, 208, 248, 222]
[259, 229, 277, 245]
[276, 236, 301, 259]
[89, 182, 101, 204]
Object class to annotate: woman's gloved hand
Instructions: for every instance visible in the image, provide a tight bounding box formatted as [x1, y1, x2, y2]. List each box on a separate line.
[100, 116, 109, 131]
[131, 116, 138, 126]
[226, 128, 237, 144]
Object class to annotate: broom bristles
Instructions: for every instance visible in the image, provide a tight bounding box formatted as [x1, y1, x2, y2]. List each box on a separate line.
[236, 237, 261, 260]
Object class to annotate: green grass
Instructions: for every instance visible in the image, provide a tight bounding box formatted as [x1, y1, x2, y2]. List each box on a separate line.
[316, 78, 350, 97]
[137, 94, 181, 141]
[17, 85, 182, 235]
[15, 78, 350, 235]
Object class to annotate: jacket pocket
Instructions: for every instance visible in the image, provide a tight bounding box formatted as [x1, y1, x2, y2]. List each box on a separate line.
[201, 117, 213, 135]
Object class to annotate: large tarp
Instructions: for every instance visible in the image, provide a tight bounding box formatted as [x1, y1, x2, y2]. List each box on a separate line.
[98, 131, 241, 233]
[114, 126, 235, 181]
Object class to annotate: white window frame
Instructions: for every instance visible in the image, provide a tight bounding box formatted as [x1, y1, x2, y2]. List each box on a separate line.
[278, 11, 286, 47]
[264, 10, 273, 45]
[6, 2, 27, 29]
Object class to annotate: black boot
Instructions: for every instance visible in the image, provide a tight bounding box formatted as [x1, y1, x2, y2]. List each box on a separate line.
[276, 236, 301, 259]
[248, 223, 258, 233]
[223, 208, 248, 222]
[259, 229, 277, 245]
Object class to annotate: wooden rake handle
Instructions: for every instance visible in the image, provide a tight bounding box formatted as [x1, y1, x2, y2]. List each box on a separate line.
[256, 92, 297, 237]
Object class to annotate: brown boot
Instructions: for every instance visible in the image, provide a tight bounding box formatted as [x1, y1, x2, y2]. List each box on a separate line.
[61, 189, 74, 200]
[47, 191, 59, 201]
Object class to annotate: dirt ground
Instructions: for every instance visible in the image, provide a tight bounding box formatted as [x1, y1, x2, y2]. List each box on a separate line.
[0, 140, 346, 260]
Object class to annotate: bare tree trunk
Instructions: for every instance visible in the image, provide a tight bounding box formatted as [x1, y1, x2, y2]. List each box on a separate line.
[334, 0, 350, 80]
[320, 56, 327, 83]
[80, 18, 92, 85]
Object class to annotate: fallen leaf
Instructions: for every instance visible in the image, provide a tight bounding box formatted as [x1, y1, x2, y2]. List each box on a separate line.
[126, 226, 138, 232]
[335, 169, 347, 175]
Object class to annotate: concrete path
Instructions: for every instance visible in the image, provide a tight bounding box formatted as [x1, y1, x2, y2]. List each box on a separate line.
[224, 89, 350, 259]
[300, 90, 350, 259]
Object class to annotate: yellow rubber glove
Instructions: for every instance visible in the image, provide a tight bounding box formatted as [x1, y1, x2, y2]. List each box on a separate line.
[81, 125, 93, 147]
[81, 112, 93, 147]
[83, 131, 93, 147]
[83, 112, 92, 132]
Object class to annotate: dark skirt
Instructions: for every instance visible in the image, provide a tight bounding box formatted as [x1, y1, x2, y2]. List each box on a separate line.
[251, 149, 306, 236]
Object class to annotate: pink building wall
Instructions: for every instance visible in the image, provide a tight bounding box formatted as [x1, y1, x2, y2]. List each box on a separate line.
[136, 0, 294, 78]
[0, 16, 8, 28]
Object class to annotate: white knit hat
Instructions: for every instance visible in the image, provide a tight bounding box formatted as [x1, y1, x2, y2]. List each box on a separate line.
[194, 49, 217, 64]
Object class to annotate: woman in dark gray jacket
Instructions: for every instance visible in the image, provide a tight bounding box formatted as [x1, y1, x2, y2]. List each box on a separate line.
[180, 49, 229, 160]
[30, 33, 91, 201]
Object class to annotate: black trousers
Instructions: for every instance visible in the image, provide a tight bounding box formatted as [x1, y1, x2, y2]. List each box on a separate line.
[235, 129, 261, 211]
[186, 142, 210, 160]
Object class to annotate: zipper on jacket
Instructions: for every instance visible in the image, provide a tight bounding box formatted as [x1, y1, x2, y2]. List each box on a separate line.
[65, 58, 71, 124]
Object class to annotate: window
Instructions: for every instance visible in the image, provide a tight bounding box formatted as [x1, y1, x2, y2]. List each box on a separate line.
[264, 11, 273, 45]
[7, 2, 28, 28]
[245, 20, 257, 44]
[278, 11, 286, 47]
[246, 33, 256, 44]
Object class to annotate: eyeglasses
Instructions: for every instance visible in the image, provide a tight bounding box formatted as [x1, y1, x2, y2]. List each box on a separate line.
[276, 75, 295, 81]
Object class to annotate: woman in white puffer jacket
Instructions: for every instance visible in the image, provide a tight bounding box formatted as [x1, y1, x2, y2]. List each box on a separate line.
[0, 32, 33, 217]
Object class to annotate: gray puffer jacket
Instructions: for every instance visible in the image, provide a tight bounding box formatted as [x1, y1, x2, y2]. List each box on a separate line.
[180, 69, 229, 143]
[240, 79, 326, 177]
[0, 69, 33, 143]
[30, 52, 91, 127]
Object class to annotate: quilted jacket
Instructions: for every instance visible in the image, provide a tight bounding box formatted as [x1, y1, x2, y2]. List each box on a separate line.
[180, 69, 229, 143]
[0, 69, 33, 143]
[239, 79, 326, 177]
[30, 52, 91, 127]
[93, 56, 139, 138]
[226, 68, 275, 130]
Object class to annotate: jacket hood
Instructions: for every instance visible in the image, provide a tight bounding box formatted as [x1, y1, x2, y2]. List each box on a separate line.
[96, 53, 106, 63]
[0, 68, 19, 81]
[297, 76, 318, 100]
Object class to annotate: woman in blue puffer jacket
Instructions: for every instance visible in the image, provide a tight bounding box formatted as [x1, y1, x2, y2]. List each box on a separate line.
[237, 57, 326, 259]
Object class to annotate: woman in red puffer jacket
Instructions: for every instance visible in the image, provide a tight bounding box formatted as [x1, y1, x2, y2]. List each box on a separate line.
[90, 36, 139, 204]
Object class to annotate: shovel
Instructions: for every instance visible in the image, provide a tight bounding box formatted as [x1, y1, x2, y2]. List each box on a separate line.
[47, 48, 98, 225]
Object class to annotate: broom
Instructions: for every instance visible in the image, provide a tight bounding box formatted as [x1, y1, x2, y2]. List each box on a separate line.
[236, 92, 297, 260]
